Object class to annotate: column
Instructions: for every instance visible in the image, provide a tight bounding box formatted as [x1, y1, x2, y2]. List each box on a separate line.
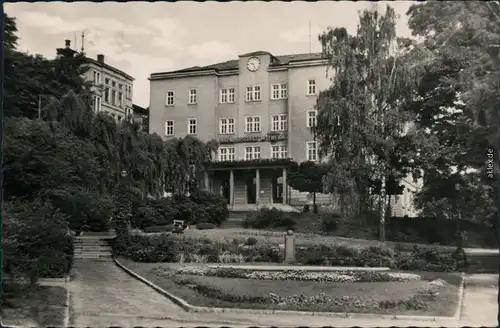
[203, 171, 210, 191]
[255, 168, 260, 204]
[229, 170, 234, 205]
[282, 168, 288, 205]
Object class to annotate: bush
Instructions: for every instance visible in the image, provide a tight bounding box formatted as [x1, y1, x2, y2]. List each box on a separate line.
[3, 200, 74, 281]
[143, 224, 174, 233]
[245, 237, 258, 246]
[196, 223, 216, 230]
[244, 208, 296, 230]
[321, 214, 340, 232]
[396, 246, 456, 272]
[303, 204, 310, 213]
[117, 234, 178, 262]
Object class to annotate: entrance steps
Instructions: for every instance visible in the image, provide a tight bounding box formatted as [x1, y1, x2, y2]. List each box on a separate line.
[73, 236, 113, 261]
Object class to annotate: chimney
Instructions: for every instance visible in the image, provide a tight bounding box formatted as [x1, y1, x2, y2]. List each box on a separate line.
[65, 40, 71, 49]
[97, 54, 105, 64]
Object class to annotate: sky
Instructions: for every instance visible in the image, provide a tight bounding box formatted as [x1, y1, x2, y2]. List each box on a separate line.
[5, 1, 415, 108]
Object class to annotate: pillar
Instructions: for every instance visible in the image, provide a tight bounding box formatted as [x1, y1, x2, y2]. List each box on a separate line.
[203, 171, 210, 191]
[229, 170, 234, 205]
[282, 168, 288, 204]
[284, 230, 296, 263]
[255, 168, 260, 204]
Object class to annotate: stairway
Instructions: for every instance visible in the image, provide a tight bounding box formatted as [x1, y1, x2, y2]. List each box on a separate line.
[74, 236, 113, 261]
[466, 252, 499, 273]
[222, 211, 247, 228]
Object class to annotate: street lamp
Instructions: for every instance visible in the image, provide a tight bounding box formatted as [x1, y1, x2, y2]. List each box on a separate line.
[488, 43, 500, 328]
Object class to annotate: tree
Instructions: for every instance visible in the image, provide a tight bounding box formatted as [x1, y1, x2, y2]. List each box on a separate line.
[315, 5, 417, 239]
[287, 161, 327, 211]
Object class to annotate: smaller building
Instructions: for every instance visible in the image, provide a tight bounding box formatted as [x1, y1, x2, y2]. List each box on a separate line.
[57, 40, 135, 122]
[132, 104, 149, 132]
[84, 53, 134, 122]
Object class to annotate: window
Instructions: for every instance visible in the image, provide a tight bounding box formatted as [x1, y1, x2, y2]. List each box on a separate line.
[189, 89, 197, 104]
[271, 83, 287, 100]
[220, 88, 235, 103]
[245, 116, 261, 132]
[111, 90, 116, 106]
[306, 141, 318, 161]
[93, 71, 101, 84]
[165, 120, 174, 136]
[307, 79, 317, 95]
[245, 146, 261, 160]
[92, 95, 102, 113]
[228, 88, 235, 103]
[118, 91, 123, 107]
[307, 110, 317, 127]
[118, 116, 122, 122]
[126, 85, 132, 99]
[112, 81, 116, 88]
[104, 87, 110, 103]
[105, 78, 110, 85]
[271, 114, 288, 131]
[166, 91, 175, 106]
[246, 86, 261, 102]
[218, 147, 235, 161]
[118, 84, 123, 91]
[219, 118, 235, 134]
[188, 118, 197, 135]
[271, 145, 288, 159]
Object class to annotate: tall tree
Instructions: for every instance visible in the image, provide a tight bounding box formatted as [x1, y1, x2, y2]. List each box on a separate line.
[287, 161, 327, 211]
[316, 5, 416, 239]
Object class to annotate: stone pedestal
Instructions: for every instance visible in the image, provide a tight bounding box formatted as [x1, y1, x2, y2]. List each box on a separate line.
[284, 230, 296, 263]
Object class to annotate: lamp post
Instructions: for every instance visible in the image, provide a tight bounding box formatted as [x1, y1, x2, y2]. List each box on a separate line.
[488, 43, 500, 328]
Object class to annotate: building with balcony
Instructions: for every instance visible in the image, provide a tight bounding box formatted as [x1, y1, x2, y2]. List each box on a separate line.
[58, 40, 135, 122]
[149, 50, 421, 215]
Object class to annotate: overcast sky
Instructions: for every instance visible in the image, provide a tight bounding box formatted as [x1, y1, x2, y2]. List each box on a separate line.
[5, 1, 415, 107]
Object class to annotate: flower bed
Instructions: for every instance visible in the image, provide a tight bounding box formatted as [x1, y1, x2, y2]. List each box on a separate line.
[119, 257, 462, 316]
[174, 267, 422, 283]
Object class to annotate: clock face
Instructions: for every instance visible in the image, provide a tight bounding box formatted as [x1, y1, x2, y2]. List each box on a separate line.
[247, 57, 261, 72]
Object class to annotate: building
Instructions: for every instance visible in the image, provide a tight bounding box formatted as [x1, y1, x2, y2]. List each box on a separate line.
[58, 40, 135, 122]
[132, 104, 149, 132]
[85, 53, 134, 122]
[149, 50, 421, 214]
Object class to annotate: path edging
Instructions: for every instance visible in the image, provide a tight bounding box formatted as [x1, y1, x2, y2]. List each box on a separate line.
[114, 257, 194, 312]
[114, 257, 462, 322]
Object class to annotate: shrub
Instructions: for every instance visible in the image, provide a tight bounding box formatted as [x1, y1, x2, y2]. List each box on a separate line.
[321, 214, 340, 232]
[244, 208, 296, 230]
[396, 246, 456, 272]
[303, 204, 310, 213]
[143, 224, 174, 233]
[3, 200, 74, 281]
[245, 237, 258, 246]
[118, 234, 178, 263]
[196, 222, 216, 230]
[189, 190, 229, 225]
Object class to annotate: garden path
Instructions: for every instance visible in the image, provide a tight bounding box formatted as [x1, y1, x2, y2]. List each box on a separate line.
[459, 273, 497, 326]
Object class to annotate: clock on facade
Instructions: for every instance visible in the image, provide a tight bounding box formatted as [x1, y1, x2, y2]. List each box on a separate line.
[246, 57, 261, 72]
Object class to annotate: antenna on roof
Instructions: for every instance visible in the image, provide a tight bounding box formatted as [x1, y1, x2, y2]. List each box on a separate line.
[308, 20, 312, 54]
[81, 32, 85, 54]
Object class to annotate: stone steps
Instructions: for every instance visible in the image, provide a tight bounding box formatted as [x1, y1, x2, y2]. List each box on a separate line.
[73, 237, 113, 261]
[467, 253, 499, 273]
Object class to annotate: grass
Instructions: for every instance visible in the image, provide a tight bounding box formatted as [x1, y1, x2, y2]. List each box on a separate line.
[1, 284, 67, 327]
[120, 257, 462, 316]
[176, 227, 488, 254]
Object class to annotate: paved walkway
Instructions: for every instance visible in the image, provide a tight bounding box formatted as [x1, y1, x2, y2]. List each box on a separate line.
[459, 274, 497, 326]
[68, 260, 498, 326]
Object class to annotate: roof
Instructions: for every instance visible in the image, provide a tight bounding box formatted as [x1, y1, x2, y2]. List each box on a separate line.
[132, 104, 148, 115]
[85, 57, 135, 81]
[150, 52, 325, 77]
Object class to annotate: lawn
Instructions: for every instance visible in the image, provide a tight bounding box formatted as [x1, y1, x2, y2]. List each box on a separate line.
[120, 257, 462, 316]
[177, 227, 484, 253]
[1, 285, 67, 327]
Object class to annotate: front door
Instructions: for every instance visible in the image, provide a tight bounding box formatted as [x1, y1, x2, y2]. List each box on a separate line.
[273, 176, 284, 203]
[246, 175, 256, 204]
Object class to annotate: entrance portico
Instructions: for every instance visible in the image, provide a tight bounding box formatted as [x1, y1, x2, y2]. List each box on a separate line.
[204, 164, 290, 208]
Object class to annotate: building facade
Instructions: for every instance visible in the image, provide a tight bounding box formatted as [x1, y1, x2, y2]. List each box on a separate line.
[84, 53, 135, 122]
[149, 50, 421, 215]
